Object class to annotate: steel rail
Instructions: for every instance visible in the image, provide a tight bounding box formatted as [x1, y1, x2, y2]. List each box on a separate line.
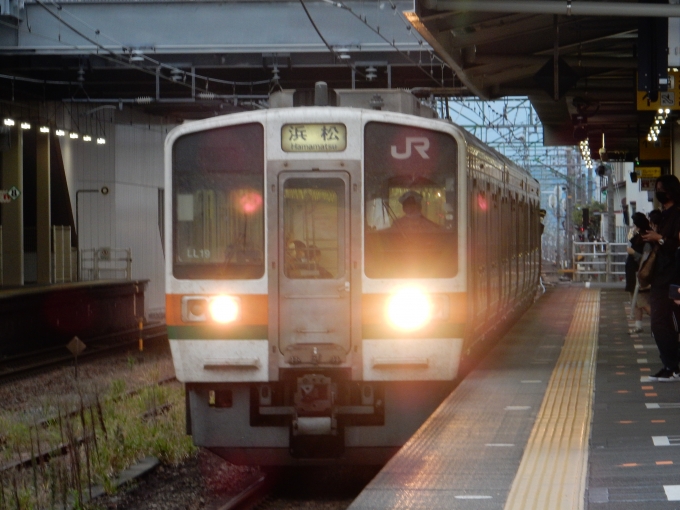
[0, 324, 167, 384]
[216, 475, 270, 510]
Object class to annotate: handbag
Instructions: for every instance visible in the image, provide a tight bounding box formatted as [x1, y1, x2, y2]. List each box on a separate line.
[637, 243, 659, 288]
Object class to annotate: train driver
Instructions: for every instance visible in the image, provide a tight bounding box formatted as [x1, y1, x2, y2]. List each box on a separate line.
[390, 190, 442, 233]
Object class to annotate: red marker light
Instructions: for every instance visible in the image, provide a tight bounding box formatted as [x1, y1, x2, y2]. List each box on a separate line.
[477, 194, 488, 211]
[240, 191, 263, 214]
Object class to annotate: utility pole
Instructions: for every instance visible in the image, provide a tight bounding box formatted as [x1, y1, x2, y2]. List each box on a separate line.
[565, 150, 576, 268]
[606, 167, 616, 243]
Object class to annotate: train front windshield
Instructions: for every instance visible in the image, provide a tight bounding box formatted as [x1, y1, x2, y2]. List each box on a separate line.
[172, 123, 265, 279]
[364, 122, 458, 278]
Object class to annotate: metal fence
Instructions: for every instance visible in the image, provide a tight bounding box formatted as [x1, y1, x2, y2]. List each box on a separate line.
[573, 241, 628, 282]
[80, 247, 132, 281]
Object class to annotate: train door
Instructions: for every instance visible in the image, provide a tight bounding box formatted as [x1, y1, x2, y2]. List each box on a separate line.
[277, 172, 351, 361]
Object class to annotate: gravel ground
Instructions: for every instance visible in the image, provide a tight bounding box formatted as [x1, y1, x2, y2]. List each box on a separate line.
[0, 346, 175, 414]
[93, 449, 261, 510]
[92, 452, 374, 510]
[1, 345, 374, 510]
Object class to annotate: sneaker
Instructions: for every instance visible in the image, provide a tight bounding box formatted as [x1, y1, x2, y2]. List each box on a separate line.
[649, 367, 680, 382]
[629, 327, 643, 334]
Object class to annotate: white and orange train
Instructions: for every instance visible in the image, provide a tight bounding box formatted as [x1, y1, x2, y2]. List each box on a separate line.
[165, 89, 541, 465]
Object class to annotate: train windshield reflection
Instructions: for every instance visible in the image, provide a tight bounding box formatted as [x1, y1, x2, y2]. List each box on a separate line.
[364, 122, 457, 278]
[172, 123, 265, 279]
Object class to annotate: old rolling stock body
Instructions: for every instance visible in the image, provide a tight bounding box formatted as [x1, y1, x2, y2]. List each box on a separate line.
[165, 92, 541, 465]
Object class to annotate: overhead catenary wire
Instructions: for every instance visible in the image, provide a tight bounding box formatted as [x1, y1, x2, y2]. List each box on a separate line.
[298, 0, 366, 79]
[32, 0, 274, 96]
[12, 0, 451, 99]
[321, 0, 445, 87]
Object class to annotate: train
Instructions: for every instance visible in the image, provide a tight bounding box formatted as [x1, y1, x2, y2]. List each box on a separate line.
[165, 88, 541, 465]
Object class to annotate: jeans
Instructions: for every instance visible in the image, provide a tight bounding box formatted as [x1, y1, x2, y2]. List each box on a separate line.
[650, 286, 680, 370]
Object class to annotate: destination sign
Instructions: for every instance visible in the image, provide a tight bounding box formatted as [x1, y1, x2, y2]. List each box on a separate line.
[281, 123, 347, 152]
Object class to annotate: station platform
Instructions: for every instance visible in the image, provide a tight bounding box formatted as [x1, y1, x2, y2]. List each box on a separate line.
[0, 280, 148, 356]
[349, 283, 680, 509]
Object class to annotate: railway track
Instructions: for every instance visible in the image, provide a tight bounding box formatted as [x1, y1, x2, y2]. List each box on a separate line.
[0, 376, 178, 473]
[216, 475, 270, 510]
[218, 467, 378, 510]
[0, 323, 167, 384]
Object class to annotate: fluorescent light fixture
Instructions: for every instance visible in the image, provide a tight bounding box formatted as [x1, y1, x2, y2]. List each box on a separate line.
[20, 122, 30, 130]
[83, 135, 92, 142]
[336, 47, 351, 59]
[130, 50, 144, 62]
[3, 118, 14, 126]
[97, 137, 106, 145]
[56, 129, 65, 136]
[40, 126, 50, 133]
[69, 132, 79, 139]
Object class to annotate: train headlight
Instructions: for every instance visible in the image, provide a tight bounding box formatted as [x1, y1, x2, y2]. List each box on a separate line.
[386, 287, 432, 331]
[209, 295, 240, 324]
[181, 295, 241, 323]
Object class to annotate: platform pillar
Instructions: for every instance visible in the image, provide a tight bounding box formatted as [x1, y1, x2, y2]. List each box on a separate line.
[672, 122, 680, 179]
[1, 127, 23, 286]
[36, 131, 51, 284]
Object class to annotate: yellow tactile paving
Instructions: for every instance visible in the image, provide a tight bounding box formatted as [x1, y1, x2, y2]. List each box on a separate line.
[504, 289, 599, 510]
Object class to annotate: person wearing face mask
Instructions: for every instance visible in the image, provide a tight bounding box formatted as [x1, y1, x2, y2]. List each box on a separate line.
[642, 175, 680, 381]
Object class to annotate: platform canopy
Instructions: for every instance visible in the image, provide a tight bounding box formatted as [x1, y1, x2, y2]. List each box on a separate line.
[0, 0, 672, 158]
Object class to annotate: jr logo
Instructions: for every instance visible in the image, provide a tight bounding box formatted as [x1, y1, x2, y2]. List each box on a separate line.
[390, 137, 430, 160]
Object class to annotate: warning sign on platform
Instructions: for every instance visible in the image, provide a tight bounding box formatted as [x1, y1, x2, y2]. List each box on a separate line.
[0, 186, 20, 204]
[637, 70, 680, 111]
[640, 137, 671, 160]
[638, 167, 662, 178]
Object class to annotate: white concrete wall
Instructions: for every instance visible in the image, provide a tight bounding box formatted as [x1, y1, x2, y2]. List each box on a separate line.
[61, 115, 170, 320]
[114, 124, 167, 319]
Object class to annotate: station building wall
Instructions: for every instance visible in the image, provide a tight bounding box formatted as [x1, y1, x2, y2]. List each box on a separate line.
[60, 117, 171, 321]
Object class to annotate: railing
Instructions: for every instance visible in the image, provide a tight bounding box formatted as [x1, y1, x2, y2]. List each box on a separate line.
[573, 241, 628, 282]
[80, 247, 132, 281]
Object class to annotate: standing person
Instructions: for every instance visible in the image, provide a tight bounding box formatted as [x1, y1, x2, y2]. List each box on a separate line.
[643, 175, 680, 381]
[626, 212, 651, 333]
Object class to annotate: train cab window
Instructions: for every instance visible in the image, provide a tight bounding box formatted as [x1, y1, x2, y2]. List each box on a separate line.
[283, 178, 345, 279]
[172, 123, 265, 279]
[364, 122, 458, 278]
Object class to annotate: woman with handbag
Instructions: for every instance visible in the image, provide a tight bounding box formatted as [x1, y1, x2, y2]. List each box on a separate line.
[627, 212, 652, 333]
[642, 175, 680, 382]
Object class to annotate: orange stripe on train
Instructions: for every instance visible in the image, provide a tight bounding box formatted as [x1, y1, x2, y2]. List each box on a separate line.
[166, 294, 268, 326]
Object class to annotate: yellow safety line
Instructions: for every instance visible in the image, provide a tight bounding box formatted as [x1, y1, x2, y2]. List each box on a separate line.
[504, 289, 599, 510]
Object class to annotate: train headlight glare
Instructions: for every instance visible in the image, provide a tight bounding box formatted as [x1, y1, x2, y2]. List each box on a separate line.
[387, 287, 432, 330]
[209, 295, 240, 324]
